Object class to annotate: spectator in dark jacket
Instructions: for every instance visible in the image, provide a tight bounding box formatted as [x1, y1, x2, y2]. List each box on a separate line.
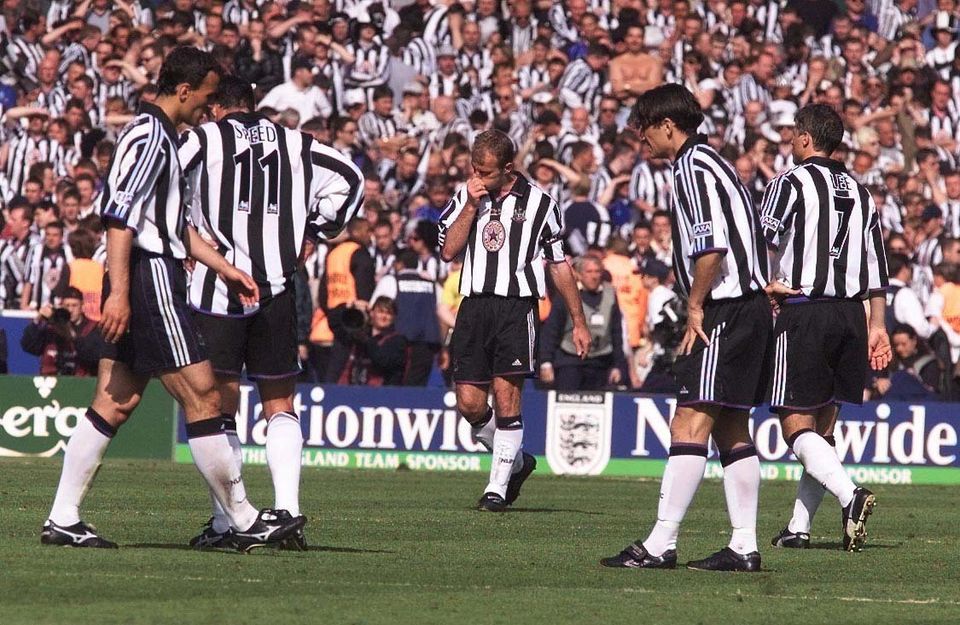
[234, 20, 286, 95]
[20, 287, 103, 376]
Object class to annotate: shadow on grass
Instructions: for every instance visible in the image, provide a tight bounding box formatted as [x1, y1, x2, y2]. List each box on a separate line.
[807, 542, 898, 550]
[493, 507, 605, 515]
[125, 543, 394, 555]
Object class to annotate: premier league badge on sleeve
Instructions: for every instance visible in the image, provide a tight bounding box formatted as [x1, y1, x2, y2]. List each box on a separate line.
[482, 220, 506, 252]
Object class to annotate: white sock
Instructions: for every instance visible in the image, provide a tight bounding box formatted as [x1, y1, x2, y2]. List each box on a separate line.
[791, 431, 855, 508]
[643, 445, 707, 556]
[48, 410, 114, 526]
[469, 408, 496, 451]
[209, 428, 243, 534]
[721, 446, 760, 555]
[787, 470, 826, 534]
[484, 415, 523, 498]
[187, 417, 258, 531]
[266, 411, 303, 516]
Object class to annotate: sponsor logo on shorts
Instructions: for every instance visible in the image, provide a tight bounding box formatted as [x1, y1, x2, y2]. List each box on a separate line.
[512, 359, 522, 366]
[692, 221, 713, 238]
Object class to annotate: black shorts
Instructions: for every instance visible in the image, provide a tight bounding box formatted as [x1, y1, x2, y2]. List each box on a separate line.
[101, 250, 207, 375]
[450, 295, 539, 384]
[770, 298, 867, 410]
[673, 291, 773, 409]
[191, 288, 301, 380]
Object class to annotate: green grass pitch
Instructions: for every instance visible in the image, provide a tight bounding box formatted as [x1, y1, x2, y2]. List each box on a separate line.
[1, 458, 957, 625]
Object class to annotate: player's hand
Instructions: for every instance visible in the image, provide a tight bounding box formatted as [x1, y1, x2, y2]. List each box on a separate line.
[678, 305, 710, 356]
[572, 321, 592, 359]
[539, 362, 555, 384]
[868, 325, 892, 371]
[873, 376, 891, 396]
[99, 293, 131, 343]
[465, 176, 486, 206]
[764, 280, 801, 312]
[220, 266, 259, 307]
[608, 368, 622, 385]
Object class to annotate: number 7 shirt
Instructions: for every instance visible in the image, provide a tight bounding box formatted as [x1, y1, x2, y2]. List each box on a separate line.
[759, 155, 889, 300]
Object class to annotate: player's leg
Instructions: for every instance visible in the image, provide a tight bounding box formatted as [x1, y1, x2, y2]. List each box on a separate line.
[160, 361, 304, 550]
[775, 404, 838, 548]
[259, 376, 301, 516]
[478, 374, 525, 510]
[686, 408, 762, 572]
[42, 358, 149, 548]
[601, 404, 716, 568]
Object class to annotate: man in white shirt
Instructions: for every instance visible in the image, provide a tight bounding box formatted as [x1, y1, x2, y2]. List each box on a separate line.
[258, 58, 332, 127]
[887, 253, 937, 339]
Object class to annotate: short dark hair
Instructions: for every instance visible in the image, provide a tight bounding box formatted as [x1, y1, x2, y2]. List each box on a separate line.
[629, 83, 704, 134]
[372, 85, 393, 101]
[157, 46, 220, 96]
[888, 252, 910, 276]
[61, 287, 84, 302]
[794, 104, 844, 154]
[472, 129, 515, 167]
[397, 248, 419, 269]
[210, 74, 255, 111]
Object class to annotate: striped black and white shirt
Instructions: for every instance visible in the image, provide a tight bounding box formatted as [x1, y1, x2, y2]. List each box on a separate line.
[671, 135, 769, 301]
[0, 236, 30, 309]
[98, 103, 188, 259]
[344, 42, 390, 88]
[760, 156, 888, 300]
[402, 37, 436, 76]
[422, 5, 452, 47]
[629, 160, 673, 211]
[6, 36, 43, 88]
[518, 63, 550, 91]
[508, 18, 538, 56]
[4, 134, 68, 197]
[358, 111, 405, 147]
[23, 244, 73, 309]
[179, 111, 364, 316]
[438, 174, 565, 298]
[558, 59, 605, 113]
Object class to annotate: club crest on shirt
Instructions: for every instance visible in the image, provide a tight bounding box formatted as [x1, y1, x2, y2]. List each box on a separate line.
[511, 206, 527, 222]
[482, 220, 506, 252]
[545, 391, 613, 476]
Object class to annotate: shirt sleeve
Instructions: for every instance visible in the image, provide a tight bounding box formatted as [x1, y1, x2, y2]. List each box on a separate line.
[306, 140, 365, 241]
[98, 118, 164, 231]
[540, 197, 566, 263]
[675, 162, 728, 258]
[865, 193, 889, 292]
[759, 172, 798, 249]
[436, 185, 468, 249]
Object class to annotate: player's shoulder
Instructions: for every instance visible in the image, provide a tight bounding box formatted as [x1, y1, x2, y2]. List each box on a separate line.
[116, 112, 158, 142]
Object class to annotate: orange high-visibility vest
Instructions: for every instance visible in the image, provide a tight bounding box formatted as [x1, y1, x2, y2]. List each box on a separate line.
[325, 241, 360, 309]
[603, 254, 647, 348]
[941, 282, 960, 333]
[69, 258, 104, 322]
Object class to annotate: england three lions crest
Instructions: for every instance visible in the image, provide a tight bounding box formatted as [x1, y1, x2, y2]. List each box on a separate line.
[545, 391, 613, 476]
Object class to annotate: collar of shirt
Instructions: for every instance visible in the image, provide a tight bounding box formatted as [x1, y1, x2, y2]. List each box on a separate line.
[675, 133, 708, 160]
[801, 155, 847, 173]
[222, 111, 267, 124]
[138, 101, 179, 144]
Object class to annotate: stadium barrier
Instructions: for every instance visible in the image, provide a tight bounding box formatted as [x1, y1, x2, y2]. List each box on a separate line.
[2, 373, 955, 484]
[0, 375, 176, 459]
[171, 384, 960, 486]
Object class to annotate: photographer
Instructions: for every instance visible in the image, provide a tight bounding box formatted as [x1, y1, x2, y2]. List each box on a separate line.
[20, 287, 104, 376]
[328, 296, 408, 386]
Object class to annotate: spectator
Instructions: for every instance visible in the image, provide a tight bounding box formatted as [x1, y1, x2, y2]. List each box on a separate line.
[20, 220, 71, 310]
[0, 202, 35, 309]
[370, 249, 443, 386]
[540, 256, 628, 390]
[328, 296, 408, 386]
[320, 218, 376, 383]
[886, 253, 937, 338]
[20, 287, 103, 376]
[873, 324, 944, 400]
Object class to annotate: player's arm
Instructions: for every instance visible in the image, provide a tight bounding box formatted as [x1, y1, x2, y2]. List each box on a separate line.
[865, 198, 891, 371]
[307, 141, 365, 241]
[438, 181, 481, 262]
[678, 251, 723, 355]
[184, 225, 259, 307]
[99, 225, 134, 343]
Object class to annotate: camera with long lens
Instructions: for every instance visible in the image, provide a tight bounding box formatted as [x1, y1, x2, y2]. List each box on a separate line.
[342, 306, 369, 331]
[650, 296, 687, 370]
[50, 307, 71, 325]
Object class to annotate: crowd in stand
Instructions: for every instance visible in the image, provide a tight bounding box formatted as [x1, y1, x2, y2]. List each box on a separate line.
[3, 0, 960, 399]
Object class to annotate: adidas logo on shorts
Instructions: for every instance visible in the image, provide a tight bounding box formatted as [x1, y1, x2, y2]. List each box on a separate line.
[512, 359, 522, 366]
